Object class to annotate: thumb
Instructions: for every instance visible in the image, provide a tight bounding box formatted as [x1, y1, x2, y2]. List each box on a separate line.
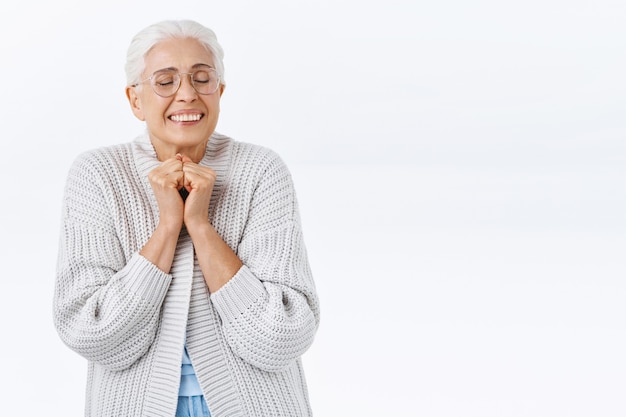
[180, 155, 194, 164]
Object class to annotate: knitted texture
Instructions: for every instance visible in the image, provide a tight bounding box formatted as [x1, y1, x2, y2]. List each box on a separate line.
[53, 132, 320, 417]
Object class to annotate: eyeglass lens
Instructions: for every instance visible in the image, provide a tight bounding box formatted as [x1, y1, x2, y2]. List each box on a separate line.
[151, 69, 219, 97]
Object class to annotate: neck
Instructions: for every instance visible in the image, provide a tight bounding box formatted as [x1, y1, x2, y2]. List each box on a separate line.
[151, 139, 208, 163]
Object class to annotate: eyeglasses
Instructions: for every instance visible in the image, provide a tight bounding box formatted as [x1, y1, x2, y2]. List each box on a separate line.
[133, 66, 221, 97]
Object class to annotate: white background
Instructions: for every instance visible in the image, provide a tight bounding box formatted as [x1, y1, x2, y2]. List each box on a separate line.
[1, 0, 625, 416]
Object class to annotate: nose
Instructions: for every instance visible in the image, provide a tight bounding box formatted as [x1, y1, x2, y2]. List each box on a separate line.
[175, 73, 197, 101]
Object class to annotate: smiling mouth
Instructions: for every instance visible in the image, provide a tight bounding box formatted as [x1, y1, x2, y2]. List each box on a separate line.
[169, 113, 204, 122]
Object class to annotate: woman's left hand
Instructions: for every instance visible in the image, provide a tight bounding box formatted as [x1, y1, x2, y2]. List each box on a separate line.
[178, 154, 216, 229]
[178, 154, 243, 292]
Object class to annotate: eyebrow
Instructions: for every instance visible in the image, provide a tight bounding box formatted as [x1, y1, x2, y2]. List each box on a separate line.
[153, 63, 215, 73]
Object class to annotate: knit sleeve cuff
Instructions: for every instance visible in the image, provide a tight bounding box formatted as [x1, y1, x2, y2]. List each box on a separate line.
[119, 252, 172, 303]
[211, 265, 268, 324]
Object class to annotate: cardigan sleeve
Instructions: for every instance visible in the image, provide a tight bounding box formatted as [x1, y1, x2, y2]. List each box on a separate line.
[210, 151, 320, 372]
[53, 152, 171, 371]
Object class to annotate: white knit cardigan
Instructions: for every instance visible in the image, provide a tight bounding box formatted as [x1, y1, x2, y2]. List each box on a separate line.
[53, 132, 320, 417]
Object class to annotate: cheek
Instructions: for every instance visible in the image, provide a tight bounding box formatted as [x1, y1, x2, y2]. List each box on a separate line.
[143, 100, 170, 123]
[204, 95, 221, 112]
[209, 99, 221, 115]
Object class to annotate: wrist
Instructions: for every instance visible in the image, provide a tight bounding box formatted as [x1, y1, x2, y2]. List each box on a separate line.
[185, 218, 212, 236]
[157, 216, 183, 235]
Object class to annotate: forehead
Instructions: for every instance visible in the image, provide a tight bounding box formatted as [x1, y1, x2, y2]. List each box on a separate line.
[144, 37, 215, 72]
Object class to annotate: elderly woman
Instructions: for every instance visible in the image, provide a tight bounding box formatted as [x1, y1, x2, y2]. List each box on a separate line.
[53, 20, 319, 417]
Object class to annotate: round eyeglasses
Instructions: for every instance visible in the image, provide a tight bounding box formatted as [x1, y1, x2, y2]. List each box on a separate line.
[133, 67, 221, 97]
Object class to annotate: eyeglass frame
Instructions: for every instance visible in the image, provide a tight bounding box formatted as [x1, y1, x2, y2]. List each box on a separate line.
[132, 65, 222, 97]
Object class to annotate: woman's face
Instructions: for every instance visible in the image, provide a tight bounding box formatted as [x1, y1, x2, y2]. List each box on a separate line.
[126, 37, 224, 161]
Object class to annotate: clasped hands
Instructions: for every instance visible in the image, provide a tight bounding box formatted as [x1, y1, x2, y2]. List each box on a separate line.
[148, 153, 216, 230]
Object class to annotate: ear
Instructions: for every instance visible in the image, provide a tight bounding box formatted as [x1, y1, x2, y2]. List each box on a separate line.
[126, 86, 146, 121]
[218, 84, 225, 97]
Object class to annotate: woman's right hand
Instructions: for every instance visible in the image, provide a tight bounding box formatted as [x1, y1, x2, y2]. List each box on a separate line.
[147, 156, 185, 230]
[140, 156, 186, 273]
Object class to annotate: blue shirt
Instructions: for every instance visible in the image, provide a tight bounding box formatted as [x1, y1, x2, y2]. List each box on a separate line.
[179, 345, 203, 396]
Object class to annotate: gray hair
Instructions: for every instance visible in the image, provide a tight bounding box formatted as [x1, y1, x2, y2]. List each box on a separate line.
[125, 20, 225, 87]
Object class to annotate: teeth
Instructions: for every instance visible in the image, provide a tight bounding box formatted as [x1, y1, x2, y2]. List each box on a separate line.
[170, 113, 202, 122]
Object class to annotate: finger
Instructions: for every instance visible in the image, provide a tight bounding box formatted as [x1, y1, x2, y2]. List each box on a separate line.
[183, 170, 192, 192]
[169, 170, 186, 190]
[149, 159, 184, 189]
[154, 158, 183, 175]
[180, 154, 194, 164]
[183, 165, 216, 187]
